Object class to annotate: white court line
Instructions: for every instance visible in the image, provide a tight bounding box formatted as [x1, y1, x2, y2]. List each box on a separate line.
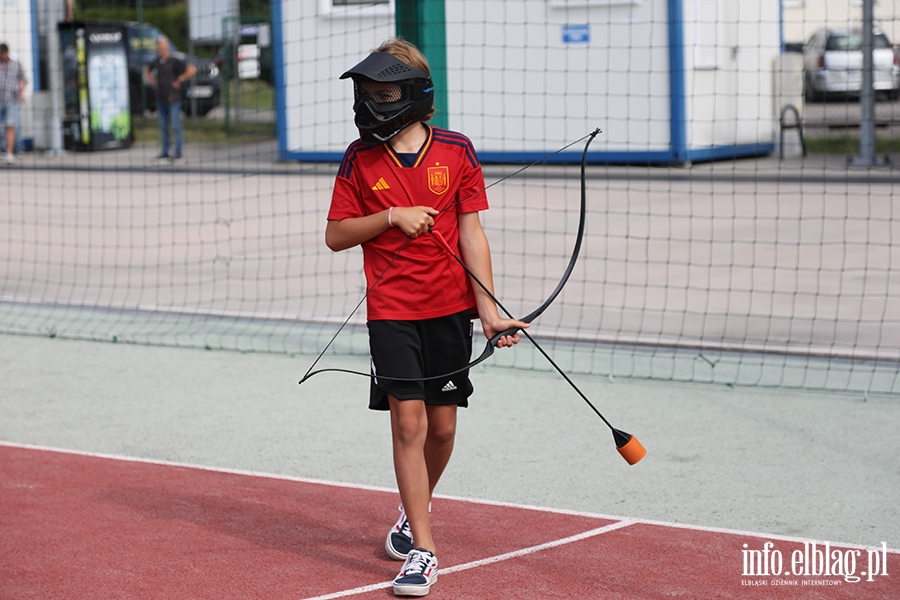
[434, 491, 900, 556]
[298, 520, 635, 600]
[2, 440, 897, 556]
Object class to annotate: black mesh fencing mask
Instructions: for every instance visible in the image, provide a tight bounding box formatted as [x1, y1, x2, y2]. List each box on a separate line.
[341, 52, 434, 145]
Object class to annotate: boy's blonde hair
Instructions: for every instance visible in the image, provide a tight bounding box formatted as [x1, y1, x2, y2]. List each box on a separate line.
[374, 38, 436, 122]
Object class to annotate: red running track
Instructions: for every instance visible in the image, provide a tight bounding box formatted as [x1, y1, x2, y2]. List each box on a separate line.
[1, 442, 897, 599]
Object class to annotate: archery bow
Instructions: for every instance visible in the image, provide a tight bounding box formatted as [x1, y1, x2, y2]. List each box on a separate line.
[299, 128, 600, 384]
[424, 129, 645, 467]
[298, 126, 647, 467]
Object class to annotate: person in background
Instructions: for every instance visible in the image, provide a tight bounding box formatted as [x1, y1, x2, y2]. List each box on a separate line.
[0, 43, 28, 165]
[144, 36, 195, 160]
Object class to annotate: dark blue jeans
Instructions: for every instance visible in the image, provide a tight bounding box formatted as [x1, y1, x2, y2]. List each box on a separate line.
[157, 102, 183, 156]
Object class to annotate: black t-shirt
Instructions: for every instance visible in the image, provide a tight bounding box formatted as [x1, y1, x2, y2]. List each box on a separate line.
[148, 55, 187, 103]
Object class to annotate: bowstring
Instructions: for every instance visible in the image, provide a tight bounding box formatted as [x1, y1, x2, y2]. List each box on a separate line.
[299, 130, 597, 384]
[431, 131, 595, 223]
[299, 237, 410, 382]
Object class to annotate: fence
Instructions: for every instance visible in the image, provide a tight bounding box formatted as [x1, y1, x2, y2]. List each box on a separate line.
[1, 0, 898, 395]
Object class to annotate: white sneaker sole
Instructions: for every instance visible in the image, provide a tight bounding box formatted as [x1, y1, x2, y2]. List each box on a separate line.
[385, 530, 411, 561]
[392, 573, 437, 597]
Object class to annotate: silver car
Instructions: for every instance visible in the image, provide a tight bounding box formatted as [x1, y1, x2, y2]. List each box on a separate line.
[803, 28, 900, 100]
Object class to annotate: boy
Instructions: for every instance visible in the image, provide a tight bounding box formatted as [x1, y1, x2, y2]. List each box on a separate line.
[326, 39, 527, 597]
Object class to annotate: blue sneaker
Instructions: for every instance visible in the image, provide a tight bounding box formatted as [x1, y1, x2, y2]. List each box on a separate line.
[392, 548, 438, 597]
[386, 505, 414, 560]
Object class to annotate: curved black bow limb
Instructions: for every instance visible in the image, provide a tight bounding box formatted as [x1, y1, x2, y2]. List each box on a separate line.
[299, 128, 600, 384]
[424, 126, 600, 379]
[486, 128, 599, 337]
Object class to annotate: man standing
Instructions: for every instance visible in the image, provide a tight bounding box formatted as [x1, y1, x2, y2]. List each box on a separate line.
[0, 43, 27, 165]
[144, 36, 195, 160]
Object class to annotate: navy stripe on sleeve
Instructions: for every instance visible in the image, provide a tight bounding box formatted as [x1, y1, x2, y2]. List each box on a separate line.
[432, 128, 480, 169]
[338, 140, 371, 179]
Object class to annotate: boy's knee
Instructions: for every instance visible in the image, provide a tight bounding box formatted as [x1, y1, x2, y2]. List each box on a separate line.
[393, 407, 428, 445]
[427, 421, 457, 446]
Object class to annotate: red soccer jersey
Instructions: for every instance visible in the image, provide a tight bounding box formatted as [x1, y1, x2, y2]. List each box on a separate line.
[328, 125, 489, 321]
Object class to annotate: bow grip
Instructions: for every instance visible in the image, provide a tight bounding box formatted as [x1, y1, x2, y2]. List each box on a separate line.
[488, 325, 524, 347]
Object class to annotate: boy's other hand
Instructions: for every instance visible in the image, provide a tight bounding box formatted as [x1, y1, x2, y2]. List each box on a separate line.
[482, 318, 529, 348]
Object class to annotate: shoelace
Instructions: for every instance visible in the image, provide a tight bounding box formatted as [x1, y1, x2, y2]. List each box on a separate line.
[402, 550, 433, 576]
[399, 519, 412, 540]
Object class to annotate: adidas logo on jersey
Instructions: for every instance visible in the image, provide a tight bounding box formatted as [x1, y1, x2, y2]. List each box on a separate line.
[441, 380, 457, 392]
[371, 177, 391, 191]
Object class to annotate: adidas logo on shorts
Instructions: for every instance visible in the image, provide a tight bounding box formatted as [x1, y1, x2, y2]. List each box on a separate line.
[441, 380, 457, 392]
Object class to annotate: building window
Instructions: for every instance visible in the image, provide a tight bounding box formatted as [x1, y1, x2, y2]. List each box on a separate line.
[550, 0, 641, 7]
[320, 0, 393, 17]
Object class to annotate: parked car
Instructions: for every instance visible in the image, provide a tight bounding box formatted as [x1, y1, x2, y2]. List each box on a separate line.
[803, 27, 900, 100]
[126, 22, 221, 116]
[213, 38, 273, 86]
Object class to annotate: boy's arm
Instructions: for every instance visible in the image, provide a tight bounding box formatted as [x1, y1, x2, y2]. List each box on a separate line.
[325, 205, 438, 252]
[457, 211, 528, 348]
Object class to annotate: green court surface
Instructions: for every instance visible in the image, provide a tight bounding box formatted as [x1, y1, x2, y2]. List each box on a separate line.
[2, 332, 897, 549]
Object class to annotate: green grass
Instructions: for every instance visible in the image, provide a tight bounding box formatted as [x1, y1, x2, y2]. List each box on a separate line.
[132, 116, 274, 145]
[805, 134, 900, 154]
[131, 79, 275, 144]
[225, 78, 275, 111]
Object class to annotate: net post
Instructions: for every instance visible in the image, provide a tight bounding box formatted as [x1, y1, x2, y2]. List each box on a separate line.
[395, 0, 448, 129]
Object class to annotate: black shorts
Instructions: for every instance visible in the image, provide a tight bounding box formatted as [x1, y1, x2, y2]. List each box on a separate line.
[368, 309, 475, 411]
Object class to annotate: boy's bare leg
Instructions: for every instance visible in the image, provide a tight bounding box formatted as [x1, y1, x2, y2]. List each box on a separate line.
[424, 404, 457, 495]
[389, 395, 436, 552]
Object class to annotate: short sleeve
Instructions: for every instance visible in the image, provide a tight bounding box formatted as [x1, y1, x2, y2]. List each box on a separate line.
[328, 174, 366, 221]
[457, 163, 488, 214]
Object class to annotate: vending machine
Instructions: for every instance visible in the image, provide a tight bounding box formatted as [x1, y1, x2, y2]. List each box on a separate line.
[60, 22, 132, 151]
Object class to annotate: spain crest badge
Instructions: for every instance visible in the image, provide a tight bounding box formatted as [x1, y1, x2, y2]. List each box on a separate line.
[427, 164, 450, 195]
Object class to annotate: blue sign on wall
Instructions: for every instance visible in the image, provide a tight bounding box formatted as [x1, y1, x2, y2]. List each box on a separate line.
[562, 24, 590, 44]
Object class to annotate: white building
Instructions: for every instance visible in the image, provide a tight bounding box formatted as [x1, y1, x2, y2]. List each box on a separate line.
[274, 0, 781, 164]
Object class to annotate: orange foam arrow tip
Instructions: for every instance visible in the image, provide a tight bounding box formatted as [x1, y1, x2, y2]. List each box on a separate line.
[617, 435, 646, 465]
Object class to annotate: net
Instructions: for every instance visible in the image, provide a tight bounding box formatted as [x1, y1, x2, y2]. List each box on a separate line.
[1, 0, 898, 395]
